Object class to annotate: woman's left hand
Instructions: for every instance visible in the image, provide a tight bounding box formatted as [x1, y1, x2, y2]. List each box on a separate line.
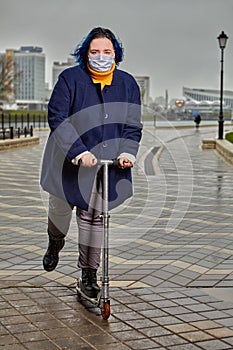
[118, 157, 133, 169]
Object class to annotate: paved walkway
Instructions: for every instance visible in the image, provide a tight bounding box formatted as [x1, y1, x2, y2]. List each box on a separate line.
[1, 124, 233, 349]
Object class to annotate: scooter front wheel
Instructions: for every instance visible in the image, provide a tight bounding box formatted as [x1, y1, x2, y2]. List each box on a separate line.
[101, 300, 110, 320]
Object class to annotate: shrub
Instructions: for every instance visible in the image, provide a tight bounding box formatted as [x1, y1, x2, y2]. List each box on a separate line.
[225, 132, 233, 144]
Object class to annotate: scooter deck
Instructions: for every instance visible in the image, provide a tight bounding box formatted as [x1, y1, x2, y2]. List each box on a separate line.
[76, 279, 101, 306]
[76, 279, 111, 320]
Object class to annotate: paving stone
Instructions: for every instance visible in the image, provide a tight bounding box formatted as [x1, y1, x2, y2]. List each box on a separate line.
[196, 339, 231, 349]
[205, 327, 233, 338]
[179, 330, 214, 342]
[23, 339, 61, 350]
[124, 338, 160, 349]
[14, 330, 48, 343]
[139, 326, 171, 337]
[153, 333, 187, 347]
[0, 334, 20, 346]
[165, 323, 198, 333]
[95, 344, 132, 350]
[167, 345, 203, 350]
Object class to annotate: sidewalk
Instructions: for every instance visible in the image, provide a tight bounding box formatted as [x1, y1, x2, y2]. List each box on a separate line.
[1, 125, 233, 350]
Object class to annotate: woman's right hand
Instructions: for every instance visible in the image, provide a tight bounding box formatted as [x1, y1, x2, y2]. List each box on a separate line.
[80, 152, 97, 167]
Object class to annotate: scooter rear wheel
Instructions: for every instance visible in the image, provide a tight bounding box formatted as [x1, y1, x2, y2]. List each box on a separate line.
[101, 300, 110, 320]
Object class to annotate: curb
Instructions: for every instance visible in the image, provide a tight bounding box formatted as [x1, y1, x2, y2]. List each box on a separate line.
[202, 138, 233, 166]
[0, 136, 40, 151]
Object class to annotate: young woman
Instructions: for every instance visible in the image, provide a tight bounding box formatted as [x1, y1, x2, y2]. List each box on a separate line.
[40, 27, 142, 298]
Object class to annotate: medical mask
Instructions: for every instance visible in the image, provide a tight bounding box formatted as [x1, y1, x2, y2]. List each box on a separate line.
[88, 54, 115, 72]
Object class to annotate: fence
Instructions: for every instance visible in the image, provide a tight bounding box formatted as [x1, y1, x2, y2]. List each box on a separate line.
[0, 112, 48, 140]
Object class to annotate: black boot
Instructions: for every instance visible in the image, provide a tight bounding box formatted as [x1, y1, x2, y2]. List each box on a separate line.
[43, 237, 65, 272]
[89, 268, 100, 295]
[80, 268, 96, 298]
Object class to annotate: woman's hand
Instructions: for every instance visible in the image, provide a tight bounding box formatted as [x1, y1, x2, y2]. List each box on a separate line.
[118, 157, 133, 169]
[80, 152, 97, 167]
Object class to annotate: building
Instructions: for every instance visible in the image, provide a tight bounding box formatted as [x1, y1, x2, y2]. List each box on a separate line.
[182, 87, 233, 118]
[183, 87, 233, 108]
[15, 46, 46, 108]
[134, 76, 150, 106]
[52, 57, 76, 87]
[3, 46, 46, 109]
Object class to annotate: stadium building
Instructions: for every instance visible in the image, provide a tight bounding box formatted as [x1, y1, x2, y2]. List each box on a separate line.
[182, 87, 233, 118]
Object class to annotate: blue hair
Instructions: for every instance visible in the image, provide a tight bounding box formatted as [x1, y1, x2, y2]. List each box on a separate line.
[72, 27, 124, 70]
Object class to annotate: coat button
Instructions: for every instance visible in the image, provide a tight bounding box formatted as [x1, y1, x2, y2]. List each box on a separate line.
[103, 142, 108, 148]
[105, 113, 109, 119]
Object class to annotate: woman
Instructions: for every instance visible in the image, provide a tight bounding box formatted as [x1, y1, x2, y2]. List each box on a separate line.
[40, 27, 142, 298]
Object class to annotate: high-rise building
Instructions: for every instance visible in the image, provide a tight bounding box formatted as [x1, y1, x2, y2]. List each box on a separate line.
[1, 46, 46, 108]
[14, 46, 46, 106]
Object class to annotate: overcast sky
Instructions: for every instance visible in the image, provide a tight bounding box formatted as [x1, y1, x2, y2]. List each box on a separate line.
[0, 0, 232, 100]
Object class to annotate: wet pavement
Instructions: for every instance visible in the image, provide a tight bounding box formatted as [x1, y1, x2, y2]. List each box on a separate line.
[1, 124, 233, 349]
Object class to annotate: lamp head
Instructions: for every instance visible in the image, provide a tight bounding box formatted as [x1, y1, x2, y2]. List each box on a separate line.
[217, 31, 228, 49]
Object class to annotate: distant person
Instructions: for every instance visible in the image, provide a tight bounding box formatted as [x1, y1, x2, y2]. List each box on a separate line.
[193, 112, 201, 128]
[40, 27, 142, 298]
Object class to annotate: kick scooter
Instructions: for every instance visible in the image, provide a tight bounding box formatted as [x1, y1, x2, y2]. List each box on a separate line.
[76, 159, 117, 320]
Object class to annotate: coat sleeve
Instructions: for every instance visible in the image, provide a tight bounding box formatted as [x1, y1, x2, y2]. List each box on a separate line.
[47, 74, 88, 161]
[118, 77, 142, 158]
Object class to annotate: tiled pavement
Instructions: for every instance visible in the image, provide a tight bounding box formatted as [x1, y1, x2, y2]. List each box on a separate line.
[1, 124, 233, 349]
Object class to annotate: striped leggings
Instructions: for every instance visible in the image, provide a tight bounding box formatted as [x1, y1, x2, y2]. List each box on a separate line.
[47, 188, 103, 270]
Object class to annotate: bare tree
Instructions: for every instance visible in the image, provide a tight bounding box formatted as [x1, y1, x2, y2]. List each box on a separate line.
[0, 55, 8, 101]
[0, 54, 22, 102]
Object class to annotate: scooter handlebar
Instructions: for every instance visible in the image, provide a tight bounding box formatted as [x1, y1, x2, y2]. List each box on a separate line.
[97, 159, 119, 166]
[78, 158, 119, 167]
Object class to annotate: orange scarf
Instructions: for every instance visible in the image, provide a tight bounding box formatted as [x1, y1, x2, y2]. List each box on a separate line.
[88, 62, 116, 89]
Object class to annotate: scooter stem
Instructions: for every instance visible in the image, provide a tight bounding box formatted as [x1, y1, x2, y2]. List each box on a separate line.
[101, 160, 112, 301]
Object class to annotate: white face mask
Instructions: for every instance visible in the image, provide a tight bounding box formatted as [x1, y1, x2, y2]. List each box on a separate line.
[88, 54, 115, 72]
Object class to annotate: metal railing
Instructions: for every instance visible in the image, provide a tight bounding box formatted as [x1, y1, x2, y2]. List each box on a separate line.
[0, 112, 48, 140]
[0, 125, 34, 140]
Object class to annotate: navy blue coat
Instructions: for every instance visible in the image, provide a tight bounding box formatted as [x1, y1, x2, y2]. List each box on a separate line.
[40, 65, 142, 210]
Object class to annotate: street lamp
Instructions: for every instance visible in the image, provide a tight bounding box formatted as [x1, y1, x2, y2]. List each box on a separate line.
[217, 31, 228, 139]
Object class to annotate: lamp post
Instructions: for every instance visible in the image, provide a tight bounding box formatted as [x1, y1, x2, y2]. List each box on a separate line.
[217, 31, 228, 139]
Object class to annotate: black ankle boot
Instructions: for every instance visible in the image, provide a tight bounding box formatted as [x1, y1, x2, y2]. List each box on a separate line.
[89, 268, 100, 294]
[43, 237, 65, 272]
[80, 268, 96, 298]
